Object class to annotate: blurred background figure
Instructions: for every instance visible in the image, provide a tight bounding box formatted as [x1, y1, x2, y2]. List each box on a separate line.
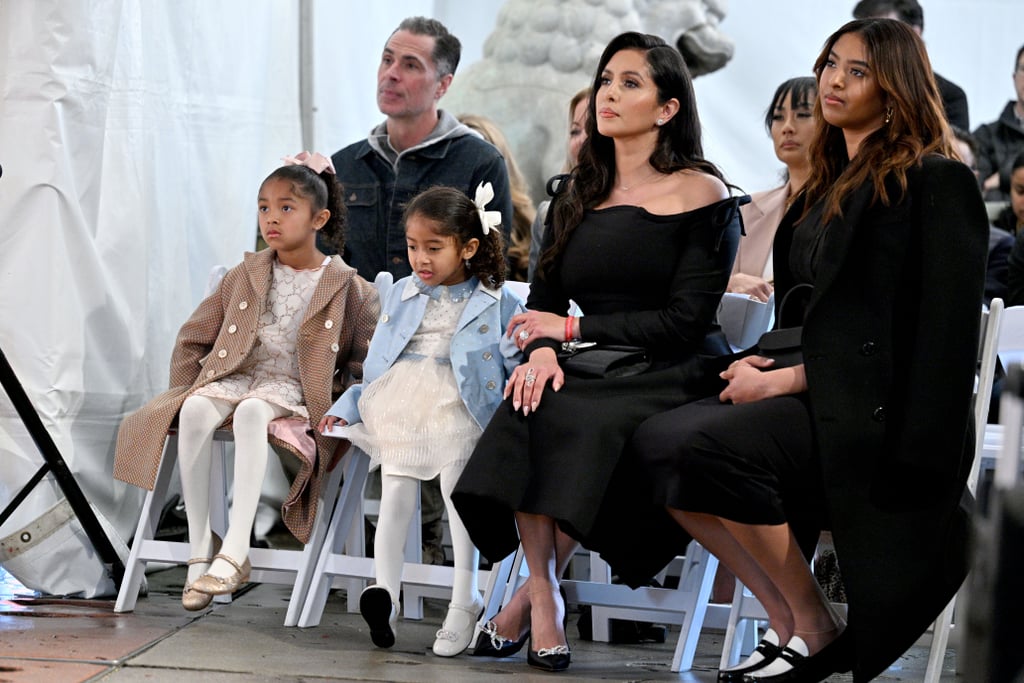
[459, 114, 537, 282]
[729, 76, 817, 303]
[974, 45, 1024, 202]
[528, 88, 590, 281]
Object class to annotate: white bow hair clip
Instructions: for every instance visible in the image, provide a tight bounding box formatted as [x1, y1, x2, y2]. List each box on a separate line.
[473, 182, 502, 236]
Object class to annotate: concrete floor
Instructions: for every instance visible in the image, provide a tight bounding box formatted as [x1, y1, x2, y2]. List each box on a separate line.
[0, 565, 962, 683]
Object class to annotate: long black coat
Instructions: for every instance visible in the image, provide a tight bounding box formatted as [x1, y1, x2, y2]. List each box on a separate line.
[773, 155, 988, 681]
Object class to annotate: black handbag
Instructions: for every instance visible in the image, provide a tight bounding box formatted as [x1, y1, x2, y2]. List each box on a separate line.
[752, 283, 812, 368]
[557, 343, 651, 379]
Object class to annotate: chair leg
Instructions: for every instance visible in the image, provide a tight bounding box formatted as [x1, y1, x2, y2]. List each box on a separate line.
[114, 436, 178, 613]
[671, 543, 719, 672]
[924, 596, 955, 683]
[284, 462, 344, 627]
[297, 449, 370, 628]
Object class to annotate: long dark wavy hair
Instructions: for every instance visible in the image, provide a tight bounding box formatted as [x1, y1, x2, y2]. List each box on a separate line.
[537, 32, 727, 278]
[802, 18, 955, 224]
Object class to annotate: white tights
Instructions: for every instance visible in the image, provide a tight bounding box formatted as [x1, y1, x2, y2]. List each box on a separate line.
[374, 465, 479, 608]
[177, 394, 289, 583]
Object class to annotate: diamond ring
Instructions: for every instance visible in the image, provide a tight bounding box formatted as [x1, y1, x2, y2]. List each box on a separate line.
[518, 330, 530, 341]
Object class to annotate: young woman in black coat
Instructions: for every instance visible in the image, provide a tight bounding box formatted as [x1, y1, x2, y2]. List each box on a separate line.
[632, 18, 988, 683]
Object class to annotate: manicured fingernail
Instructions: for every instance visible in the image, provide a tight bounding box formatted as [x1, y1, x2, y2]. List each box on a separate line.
[531, 402, 538, 411]
[523, 406, 530, 416]
[513, 401, 521, 411]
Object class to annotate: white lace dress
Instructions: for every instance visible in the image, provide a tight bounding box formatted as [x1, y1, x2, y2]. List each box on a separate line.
[191, 257, 327, 418]
[335, 282, 482, 480]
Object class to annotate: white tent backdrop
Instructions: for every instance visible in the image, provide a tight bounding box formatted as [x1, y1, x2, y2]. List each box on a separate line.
[0, 0, 1020, 594]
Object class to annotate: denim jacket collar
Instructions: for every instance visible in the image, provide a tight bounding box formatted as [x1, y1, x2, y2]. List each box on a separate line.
[400, 275, 499, 303]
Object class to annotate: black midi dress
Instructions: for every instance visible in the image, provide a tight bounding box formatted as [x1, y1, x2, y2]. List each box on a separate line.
[451, 196, 745, 586]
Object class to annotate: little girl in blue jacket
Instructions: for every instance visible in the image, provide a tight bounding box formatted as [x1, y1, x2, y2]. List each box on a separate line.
[319, 183, 523, 657]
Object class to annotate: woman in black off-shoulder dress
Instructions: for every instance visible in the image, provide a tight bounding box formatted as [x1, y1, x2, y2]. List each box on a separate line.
[451, 31, 745, 672]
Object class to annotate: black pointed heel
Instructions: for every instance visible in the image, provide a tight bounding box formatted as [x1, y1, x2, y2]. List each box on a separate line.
[471, 619, 529, 657]
[527, 637, 571, 672]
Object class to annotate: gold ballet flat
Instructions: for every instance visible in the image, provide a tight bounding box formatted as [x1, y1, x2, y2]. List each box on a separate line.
[182, 534, 222, 611]
[191, 553, 252, 596]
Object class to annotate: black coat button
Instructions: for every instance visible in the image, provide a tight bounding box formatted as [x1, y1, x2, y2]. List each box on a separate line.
[872, 406, 886, 422]
[860, 342, 878, 356]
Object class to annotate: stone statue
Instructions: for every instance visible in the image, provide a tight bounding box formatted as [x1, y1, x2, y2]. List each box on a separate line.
[444, 0, 735, 202]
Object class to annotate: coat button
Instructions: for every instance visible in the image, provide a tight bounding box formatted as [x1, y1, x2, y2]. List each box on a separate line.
[872, 406, 886, 422]
[392, 257, 403, 264]
[206, 370, 215, 378]
[486, 380, 497, 390]
[483, 351, 493, 361]
[381, 314, 390, 323]
[217, 349, 228, 358]
[228, 324, 237, 334]
[859, 342, 878, 356]
[479, 324, 489, 334]
[331, 343, 340, 352]
[238, 301, 248, 310]
[324, 319, 334, 329]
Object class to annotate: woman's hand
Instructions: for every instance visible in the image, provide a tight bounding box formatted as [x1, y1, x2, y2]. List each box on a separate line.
[318, 415, 348, 433]
[507, 310, 567, 350]
[727, 273, 773, 302]
[719, 357, 806, 404]
[505, 347, 564, 415]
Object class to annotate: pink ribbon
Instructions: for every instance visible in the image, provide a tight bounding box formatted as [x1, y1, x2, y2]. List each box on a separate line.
[281, 150, 336, 175]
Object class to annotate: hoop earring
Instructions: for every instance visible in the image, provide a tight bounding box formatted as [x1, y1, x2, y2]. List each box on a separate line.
[884, 107, 893, 124]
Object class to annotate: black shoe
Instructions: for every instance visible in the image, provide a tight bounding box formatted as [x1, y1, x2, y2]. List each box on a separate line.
[471, 619, 529, 657]
[359, 586, 397, 649]
[743, 631, 852, 683]
[527, 637, 571, 672]
[718, 628, 783, 682]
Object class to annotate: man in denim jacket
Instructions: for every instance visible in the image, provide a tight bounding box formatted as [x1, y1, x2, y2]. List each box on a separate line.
[329, 16, 513, 281]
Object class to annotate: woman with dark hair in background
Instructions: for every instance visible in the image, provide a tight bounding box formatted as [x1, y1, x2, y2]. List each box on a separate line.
[453, 31, 744, 672]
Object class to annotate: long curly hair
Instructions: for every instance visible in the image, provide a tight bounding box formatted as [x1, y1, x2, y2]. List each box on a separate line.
[538, 31, 727, 279]
[402, 186, 506, 289]
[802, 18, 956, 224]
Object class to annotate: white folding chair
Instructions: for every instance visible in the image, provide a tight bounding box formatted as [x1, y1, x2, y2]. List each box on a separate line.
[480, 542, 718, 672]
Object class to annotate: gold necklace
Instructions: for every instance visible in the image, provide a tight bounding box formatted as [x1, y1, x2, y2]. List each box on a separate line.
[617, 169, 662, 191]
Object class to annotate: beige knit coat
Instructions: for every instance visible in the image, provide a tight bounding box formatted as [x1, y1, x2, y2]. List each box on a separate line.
[113, 249, 380, 543]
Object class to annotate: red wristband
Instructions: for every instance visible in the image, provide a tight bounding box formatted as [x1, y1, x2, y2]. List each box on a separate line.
[565, 315, 575, 342]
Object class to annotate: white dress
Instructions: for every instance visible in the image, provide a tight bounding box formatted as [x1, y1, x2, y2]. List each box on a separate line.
[192, 257, 327, 418]
[336, 282, 482, 480]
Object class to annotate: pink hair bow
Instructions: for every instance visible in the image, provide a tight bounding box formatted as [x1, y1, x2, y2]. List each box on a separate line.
[281, 150, 336, 175]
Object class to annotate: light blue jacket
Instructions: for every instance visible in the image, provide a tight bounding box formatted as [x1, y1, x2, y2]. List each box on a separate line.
[326, 273, 524, 430]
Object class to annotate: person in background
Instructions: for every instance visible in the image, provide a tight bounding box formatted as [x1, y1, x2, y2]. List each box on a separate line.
[458, 114, 536, 282]
[634, 18, 987, 682]
[953, 127, 1014, 305]
[728, 76, 817, 303]
[852, 0, 969, 130]
[527, 88, 590, 281]
[114, 153, 379, 612]
[999, 153, 1024, 305]
[975, 45, 1024, 202]
[453, 31, 744, 673]
[330, 17, 515, 563]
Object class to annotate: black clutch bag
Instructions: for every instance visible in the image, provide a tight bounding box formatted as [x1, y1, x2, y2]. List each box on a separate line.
[557, 343, 651, 379]
[751, 283, 811, 368]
